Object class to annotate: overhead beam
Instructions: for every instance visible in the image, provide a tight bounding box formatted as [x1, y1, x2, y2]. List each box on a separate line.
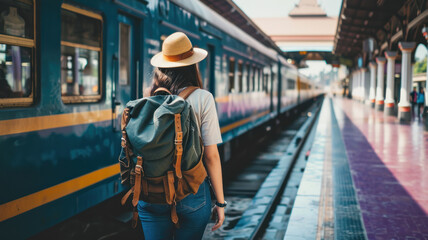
[339, 23, 380, 32]
[338, 31, 374, 38]
[334, 46, 362, 53]
[344, 6, 376, 13]
[388, 9, 428, 45]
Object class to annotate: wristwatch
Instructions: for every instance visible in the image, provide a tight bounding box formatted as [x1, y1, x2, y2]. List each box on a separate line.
[215, 201, 227, 208]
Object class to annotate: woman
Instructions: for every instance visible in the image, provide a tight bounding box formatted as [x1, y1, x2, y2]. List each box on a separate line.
[417, 88, 425, 118]
[137, 32, 226, 239]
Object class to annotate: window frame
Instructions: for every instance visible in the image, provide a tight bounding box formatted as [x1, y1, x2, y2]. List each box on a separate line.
[0, 0, 36, 108]
[60, 3, 103, 104]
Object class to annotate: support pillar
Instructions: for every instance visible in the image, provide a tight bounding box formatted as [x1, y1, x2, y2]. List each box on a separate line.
[398, 42, 416, 123]
[351, 71, 355, 98]
[384, 51, 397, 116]
[422, 27, 428, 126]
[353, 70, 358, 100]
[369, 62, 377, 108]
[354, 70, 360, 101]
[356, 70, 361, 101]
[409, 63, 414, 96]
[375, 57, 386, 111]
[426, 51, 428, 116]
[361, 68, 367, 103]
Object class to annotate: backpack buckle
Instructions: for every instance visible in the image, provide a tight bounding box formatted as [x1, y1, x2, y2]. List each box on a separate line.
[135, 164, 142, 175]
[174, 139, 182, 145]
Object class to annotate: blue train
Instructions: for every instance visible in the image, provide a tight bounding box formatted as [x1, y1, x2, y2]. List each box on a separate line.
[0, 0, 321, 238]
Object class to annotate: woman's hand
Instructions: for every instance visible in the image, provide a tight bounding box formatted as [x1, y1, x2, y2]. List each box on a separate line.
[211, 205, 225, 231]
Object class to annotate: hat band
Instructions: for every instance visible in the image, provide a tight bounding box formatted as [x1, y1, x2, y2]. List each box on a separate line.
[163, 48, 194, 62]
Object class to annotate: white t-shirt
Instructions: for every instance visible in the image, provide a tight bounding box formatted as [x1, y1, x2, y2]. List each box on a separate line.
[183, 88, 223, 146]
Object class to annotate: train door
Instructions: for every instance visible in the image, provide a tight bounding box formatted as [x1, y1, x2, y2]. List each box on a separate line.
[205, 44, 216, 94]
[112, 14, 141, 131]
[117, 14, 140, 105]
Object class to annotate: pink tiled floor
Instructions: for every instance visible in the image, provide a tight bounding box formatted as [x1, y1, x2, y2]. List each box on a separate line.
[333, 98, 428, 214]
[331, 97, 428, 239]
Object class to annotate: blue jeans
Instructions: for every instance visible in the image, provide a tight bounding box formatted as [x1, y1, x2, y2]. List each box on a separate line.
[137, 180, 212, 240]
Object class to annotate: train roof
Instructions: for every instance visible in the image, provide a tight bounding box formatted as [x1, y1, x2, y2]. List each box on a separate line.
[170, 0, 278, 61]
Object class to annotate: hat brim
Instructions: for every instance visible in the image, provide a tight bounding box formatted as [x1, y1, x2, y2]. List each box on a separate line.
[150, 48, 208, 68]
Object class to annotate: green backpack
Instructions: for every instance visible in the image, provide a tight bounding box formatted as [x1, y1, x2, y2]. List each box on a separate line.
[119, 86, 207, 227]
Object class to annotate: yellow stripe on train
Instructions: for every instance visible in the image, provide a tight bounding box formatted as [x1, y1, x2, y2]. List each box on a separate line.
[0, 163, 120, 222]
[0, 109, 112, 136]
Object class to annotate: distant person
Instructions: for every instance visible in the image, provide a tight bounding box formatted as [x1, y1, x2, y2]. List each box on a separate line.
[410, 87, 418, 117]
[417, 88, 425, 118]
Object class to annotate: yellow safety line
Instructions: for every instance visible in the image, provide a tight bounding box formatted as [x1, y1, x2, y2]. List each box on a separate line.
[0, 163, 120, 222]
[0, 109, 112, 136]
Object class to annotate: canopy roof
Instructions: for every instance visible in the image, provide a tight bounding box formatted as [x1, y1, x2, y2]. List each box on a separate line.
[334, 0, 407, 58]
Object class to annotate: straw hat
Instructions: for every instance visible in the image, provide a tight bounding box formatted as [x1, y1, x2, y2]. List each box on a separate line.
[150, 32, 207, 68]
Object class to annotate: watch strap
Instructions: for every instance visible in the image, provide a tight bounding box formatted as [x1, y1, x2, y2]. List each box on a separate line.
[215, 201, 227, 208]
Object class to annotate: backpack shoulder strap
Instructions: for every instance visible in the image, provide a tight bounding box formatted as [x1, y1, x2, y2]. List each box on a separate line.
[154, 87, 172, 95]
[178, 86, 199, 99]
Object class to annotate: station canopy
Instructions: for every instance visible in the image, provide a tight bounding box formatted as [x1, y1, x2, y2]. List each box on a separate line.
[334, 0, 407, 60]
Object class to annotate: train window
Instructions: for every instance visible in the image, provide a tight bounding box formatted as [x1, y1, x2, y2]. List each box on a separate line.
[246, 64, 251, 92]
[260, 69, 264, 91]
[288, 79, 296, 89]
[119, 23, 130, 85]
[60, 4, 102, 103]
[254, 67, 258, 91]
[0, 0, 35, 107]
[263, 67, 271, 94]
[263, 74, 268, 93]
[254, 68, 258, 91]
[251, 66, 255, 91]
[228, 57, 235, 93]
[237, 61, 243, 92]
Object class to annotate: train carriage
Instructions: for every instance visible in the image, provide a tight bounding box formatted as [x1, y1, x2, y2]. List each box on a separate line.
[0, 0, 321, 239]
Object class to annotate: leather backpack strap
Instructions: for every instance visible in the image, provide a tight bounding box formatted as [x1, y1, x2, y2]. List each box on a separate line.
[178, 86, 199, 99]
[121, 188, 133, 205]
[154, 87, 172, 95]
[174, 113, 183, 178]
[132, 156, 144, 207]
[131, 207, 139, 228]
[120, 108, 131, 164]
[164, 171, 178, 224]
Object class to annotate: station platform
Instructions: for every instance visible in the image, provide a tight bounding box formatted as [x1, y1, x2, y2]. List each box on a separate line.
[285, 97, 428, 239]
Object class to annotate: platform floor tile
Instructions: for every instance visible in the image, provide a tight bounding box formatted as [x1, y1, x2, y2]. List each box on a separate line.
[332, 98, 428, 239]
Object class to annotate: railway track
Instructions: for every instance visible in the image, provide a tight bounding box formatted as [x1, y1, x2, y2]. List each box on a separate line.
[203, 100, 322, 240]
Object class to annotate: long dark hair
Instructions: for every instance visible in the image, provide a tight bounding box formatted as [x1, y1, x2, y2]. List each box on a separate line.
[150, 64, 203, 96]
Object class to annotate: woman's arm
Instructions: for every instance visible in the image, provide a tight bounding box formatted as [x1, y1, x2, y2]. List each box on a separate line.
[204, 144, 225, 231]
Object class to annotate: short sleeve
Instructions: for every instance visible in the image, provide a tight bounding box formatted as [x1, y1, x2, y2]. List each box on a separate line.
[200, 93, 223, 146]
